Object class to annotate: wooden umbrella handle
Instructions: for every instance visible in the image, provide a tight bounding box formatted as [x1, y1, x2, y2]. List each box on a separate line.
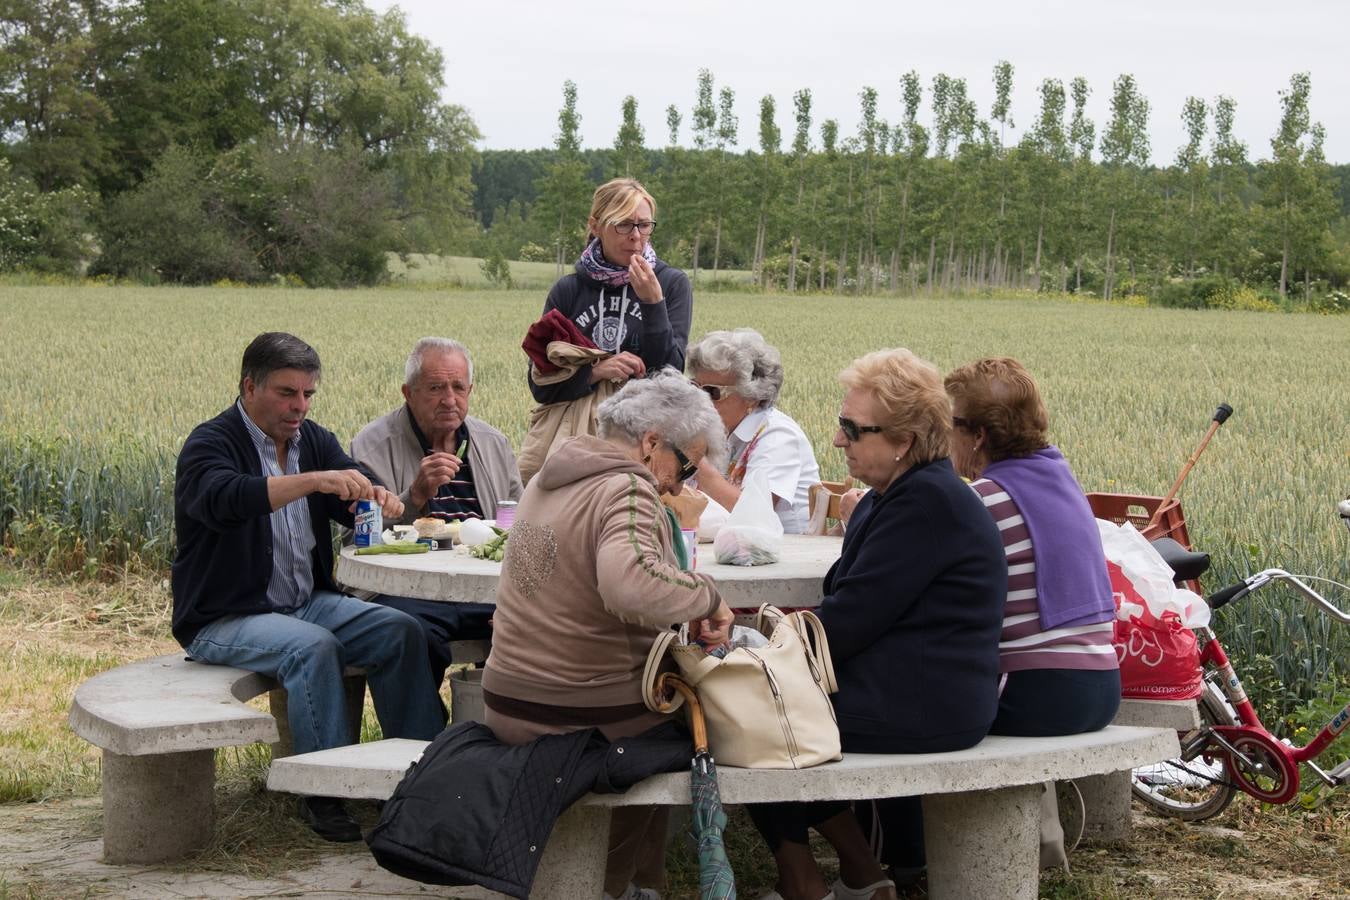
[656, 672, 708, 755]
[1147, 403, 1233, 532]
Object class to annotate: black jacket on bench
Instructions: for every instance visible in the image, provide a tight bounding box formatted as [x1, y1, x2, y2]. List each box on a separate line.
[367, 719, 691, 898]
[171, 404, 373, 647]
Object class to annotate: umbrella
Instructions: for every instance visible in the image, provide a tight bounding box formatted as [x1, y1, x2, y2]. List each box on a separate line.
[656, 672, 736, 900]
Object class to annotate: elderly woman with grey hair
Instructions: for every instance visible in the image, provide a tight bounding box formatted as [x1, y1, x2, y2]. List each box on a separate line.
[483, 368, 733, 900]
[688, 328, 821, 533]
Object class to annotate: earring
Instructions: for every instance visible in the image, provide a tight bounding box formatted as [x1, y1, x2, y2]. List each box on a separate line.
[894, 455, 901, 462]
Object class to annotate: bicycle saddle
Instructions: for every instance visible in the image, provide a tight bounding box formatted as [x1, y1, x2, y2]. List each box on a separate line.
[1150, 537, 1211, 582]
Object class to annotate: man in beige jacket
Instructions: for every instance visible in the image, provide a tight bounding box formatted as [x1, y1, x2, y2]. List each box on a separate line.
[348, 337, 523, 688]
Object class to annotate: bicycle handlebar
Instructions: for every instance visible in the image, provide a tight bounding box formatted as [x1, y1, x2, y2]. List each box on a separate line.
[1207, 581, 1250, 610]
[1208, 568, 1350, 624]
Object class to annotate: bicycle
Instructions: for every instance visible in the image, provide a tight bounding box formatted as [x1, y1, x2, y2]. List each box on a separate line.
[1130, 498, 1350, 821]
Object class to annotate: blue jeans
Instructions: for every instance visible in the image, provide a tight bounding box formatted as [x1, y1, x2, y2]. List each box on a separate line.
[186, 591, 444, 755]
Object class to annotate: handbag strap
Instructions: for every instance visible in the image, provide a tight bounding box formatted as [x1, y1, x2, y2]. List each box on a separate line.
[755, 602, 786, 633]
[755, 602, 838, 694]
[794, 609, 839, 694]
[641, 629, 684, 713]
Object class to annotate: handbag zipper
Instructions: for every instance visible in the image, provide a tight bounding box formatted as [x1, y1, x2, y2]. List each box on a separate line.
[746, 649, 800, 764]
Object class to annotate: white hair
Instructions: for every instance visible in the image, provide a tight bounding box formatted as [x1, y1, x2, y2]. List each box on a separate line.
[405, 337, 473, 385]
[686, 328, 784, 408]
[596, 368, 728, 469]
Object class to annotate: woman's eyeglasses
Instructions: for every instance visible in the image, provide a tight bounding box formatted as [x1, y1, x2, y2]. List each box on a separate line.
[694, 382, 733, 402]
[837, 416, 885, 442]
[669, 445, 698, 482]
[613, 220, 656, 236]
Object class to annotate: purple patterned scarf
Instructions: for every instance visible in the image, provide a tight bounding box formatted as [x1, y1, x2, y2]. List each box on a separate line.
[576, 238, 659, 286]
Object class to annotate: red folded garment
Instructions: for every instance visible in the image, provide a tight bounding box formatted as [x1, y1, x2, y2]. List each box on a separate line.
[522, 309, 597, 373]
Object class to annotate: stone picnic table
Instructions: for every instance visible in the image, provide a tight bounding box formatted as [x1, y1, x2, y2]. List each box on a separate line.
[335, 533, 843, 609]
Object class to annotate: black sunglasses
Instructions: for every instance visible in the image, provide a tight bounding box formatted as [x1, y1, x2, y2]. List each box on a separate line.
[669, 444, 698, 482]
[838, 416, 885, 442]
[694, 382, 733, 402]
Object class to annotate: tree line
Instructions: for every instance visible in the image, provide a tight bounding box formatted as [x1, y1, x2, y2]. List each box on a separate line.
[474, 70, 1348, 312]
[0, 0, 478, 285]
[2, 3, 1346, 308]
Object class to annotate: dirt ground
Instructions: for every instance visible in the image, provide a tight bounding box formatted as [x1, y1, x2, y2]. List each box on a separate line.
[1, 792, 1346, 899]
[1, 571, 1346, 899]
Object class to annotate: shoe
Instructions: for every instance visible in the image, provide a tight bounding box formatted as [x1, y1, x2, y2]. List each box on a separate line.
[603, 885, 661, 900]
[832, 877, 896, 900]
[300, 796, 362, 842]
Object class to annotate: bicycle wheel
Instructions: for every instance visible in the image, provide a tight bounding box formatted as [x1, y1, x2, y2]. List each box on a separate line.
[1130, 682, 1239, 821]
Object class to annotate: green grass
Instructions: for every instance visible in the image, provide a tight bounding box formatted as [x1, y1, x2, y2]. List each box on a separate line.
[386, 253, 756, 292]
[0, 283, 1347, 722]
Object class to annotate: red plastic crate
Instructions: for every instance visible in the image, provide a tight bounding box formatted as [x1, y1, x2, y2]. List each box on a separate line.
[1086, 492, 1192, 549]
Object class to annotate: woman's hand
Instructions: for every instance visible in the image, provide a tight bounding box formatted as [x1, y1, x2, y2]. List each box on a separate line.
[689, 600, 734, 648]
[589, 352, 646, 385]
[628, 254, 663, 304]
[838, 488, 866, 524]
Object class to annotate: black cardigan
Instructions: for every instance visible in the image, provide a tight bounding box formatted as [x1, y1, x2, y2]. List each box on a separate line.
[817, 458, 1008, 754]
[170, 405, 372, 647]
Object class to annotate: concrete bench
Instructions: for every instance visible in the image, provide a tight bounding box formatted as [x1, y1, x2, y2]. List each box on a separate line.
[1074, 698, 1200, 843]
[67, 653, 366, 863]
[268, 725, 1179, 900]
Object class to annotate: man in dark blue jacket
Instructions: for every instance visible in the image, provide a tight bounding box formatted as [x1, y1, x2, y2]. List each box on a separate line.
[172, 332, 443, 842]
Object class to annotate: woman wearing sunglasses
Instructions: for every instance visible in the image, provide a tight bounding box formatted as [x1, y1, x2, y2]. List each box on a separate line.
[484, 369, 732, 900]
[685, 328, 821, 533]
[528, 178, 693, 406]
[748, 348, 1006, 900]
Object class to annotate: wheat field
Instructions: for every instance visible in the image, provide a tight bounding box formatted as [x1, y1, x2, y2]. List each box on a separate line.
[2, 283, 1347, 712]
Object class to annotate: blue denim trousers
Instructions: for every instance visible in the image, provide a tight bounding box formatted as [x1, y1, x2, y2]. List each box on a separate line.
[186, 591, 444, 755]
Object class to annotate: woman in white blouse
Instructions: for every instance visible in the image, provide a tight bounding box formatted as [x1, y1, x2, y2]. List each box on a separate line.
[687, 329, 821, 533]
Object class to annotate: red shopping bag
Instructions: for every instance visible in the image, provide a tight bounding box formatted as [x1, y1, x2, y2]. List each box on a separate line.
[1109, 561, 1203, 700]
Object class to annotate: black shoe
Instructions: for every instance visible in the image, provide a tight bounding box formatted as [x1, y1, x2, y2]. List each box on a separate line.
[300, 796, 362, 842]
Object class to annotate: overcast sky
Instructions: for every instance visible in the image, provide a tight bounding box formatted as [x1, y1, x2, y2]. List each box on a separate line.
[369, 0, 1348, 164]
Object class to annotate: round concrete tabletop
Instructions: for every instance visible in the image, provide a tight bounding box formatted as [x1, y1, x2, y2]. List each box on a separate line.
[336, 533, 842, 609]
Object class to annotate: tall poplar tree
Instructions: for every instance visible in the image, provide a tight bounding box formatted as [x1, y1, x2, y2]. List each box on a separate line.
[787, 88, 812, 291]
[1259, 73, 1336, 300]
[711, 84, 738, 275]
[752, 94, 781, 284]
[612, 95, 645, 178]
[536, 80, 590, 274]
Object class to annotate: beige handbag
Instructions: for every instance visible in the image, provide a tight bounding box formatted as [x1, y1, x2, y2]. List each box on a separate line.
[643, 604, 841, 769]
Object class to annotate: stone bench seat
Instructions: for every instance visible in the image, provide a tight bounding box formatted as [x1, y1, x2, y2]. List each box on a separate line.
[68, 651, 382, 863]
[268, 725, 1179, 899]
[1076, 698, 1201, 843]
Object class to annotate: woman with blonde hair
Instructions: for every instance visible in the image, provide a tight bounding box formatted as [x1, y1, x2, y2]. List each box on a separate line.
[748, 348, 1006, 900]
[528, 178, 692, 405]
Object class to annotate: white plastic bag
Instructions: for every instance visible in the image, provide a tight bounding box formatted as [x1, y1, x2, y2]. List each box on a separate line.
[697, 494, 731, 543]
[1095, 519, 1211, 629]
[713, 469, 784, 566]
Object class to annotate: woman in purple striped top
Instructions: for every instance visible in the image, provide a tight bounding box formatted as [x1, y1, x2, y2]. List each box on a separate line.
[944, 357, 1121, 738]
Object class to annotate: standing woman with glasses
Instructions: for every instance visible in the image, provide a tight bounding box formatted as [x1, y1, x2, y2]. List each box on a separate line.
[686, 328, 821, 533]
[747, 348, 1006, 900]
[528, 178, 692, 406]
